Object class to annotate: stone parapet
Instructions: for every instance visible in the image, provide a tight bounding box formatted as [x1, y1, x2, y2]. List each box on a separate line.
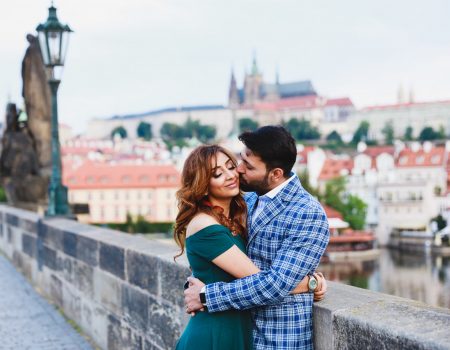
[0, 205, 449, 349]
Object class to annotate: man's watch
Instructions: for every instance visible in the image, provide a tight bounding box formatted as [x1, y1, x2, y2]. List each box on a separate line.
[200, 286, 207, 306]
[308, 275, 318, 292]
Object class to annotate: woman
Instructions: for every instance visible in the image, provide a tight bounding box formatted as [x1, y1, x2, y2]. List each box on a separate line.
[174, 145, 325, 350]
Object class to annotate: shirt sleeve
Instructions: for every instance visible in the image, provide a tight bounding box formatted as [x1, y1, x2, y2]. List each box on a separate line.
[203, 208, 330, 311]
[187, 226, 235, 261]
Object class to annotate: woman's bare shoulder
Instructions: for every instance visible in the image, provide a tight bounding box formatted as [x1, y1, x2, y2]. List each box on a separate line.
[186, 213, 220, 237]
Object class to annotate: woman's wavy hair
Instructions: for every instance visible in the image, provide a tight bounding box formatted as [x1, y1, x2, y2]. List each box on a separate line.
[174, 145, 247, 260]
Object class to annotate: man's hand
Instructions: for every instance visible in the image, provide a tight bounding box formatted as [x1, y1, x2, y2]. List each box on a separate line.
[313, 272, 327, 301]
[184, 276, 205, 315]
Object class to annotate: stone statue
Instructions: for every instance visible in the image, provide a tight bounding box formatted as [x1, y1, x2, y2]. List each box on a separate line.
[0, 34, 51, 210]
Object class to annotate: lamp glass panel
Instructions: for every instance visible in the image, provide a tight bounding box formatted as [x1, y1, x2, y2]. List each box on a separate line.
[37, 31, 50, 65]
[48, 30, 62, 65]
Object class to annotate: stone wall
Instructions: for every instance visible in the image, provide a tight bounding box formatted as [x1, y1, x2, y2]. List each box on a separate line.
[0, 205, 449, 350]
[0, 205, 190, 349]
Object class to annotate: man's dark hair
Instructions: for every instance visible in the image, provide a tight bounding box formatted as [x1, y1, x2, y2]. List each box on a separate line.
[239, 125, 297, 177]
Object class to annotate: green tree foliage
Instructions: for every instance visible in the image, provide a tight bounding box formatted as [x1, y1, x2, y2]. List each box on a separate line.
[342, 195, 368, 230]
[298, 170, 320, 198]
[430, 214, 447, 231]
[351, 121, 370, 145]
[419, 126, 446, 141]
[381, 120, 395, 145]
[403, 126, 414, 141]
[326, 130, 343, 144]
[160, 118, 216, 144]
[239, 118, 259, 132]
[323, 177, 367, 230]
[107, 214, 174, 234]
[284, 118, 320, 141]
[0, 187, 7, 202]
[137, 121, 153, 140]
[111, 126, 127, 139]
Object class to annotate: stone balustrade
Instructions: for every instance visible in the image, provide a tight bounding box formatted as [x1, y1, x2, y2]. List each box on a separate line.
[0, 205, 449, 349]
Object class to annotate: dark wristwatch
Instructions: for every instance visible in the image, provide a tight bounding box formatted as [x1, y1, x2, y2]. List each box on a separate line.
[200, 291, 207, 305]
[308, 275, 318, 292]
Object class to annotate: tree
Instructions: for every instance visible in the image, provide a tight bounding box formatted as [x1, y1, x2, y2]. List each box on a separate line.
[342, 195, 367, 230]
[197, 125, 216, 143]
[239, 118, 259, 132]
[323, 176, 367, 230]
[284, 118, 320, 141]
[137, 121, 152, 140]
[326, 130, 343, 144]
[419, 126, 439, 141]
[351, 121, 370, 145]
[403, 126, 414, 141]
[160, 122, 184, 141]
[381, 120, 395, 145]
[111, 126, 127, 139]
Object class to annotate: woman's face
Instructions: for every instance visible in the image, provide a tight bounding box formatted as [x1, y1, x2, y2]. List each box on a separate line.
[208, 152, 239, 202]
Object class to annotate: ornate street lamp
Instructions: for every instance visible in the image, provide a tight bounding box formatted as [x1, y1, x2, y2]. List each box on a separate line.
[36, 4, 73, 216]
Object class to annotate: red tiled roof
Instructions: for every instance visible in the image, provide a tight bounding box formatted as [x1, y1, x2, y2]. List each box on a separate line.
[318, 158, 354, 180]
[362, 100, 450, 112]
[322, 204, 343, 219]
[63, 163, 180, 189]
[297, 146, 316, 165]
[325, 97, 354, 107]
[363, 146, 395, 158]
[396, 147, 446, 167]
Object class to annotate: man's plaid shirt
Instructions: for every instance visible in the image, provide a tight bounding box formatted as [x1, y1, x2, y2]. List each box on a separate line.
[204, 175, 330, 350]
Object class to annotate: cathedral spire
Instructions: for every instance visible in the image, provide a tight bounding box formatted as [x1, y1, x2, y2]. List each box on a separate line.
[251, 52, 259, 75]
[228, 67, 239, 108]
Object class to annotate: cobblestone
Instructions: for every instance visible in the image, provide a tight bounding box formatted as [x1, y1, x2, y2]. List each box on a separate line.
[0, 254, 93, 350]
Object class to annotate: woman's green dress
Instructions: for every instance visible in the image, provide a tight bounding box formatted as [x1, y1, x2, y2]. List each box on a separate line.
[175, 224, 253, 350]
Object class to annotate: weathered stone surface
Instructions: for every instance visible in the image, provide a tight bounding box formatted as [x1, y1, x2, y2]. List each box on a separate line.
[5, 213, 18, 227]
[93, 269, 123, 315]
[100, 243, 125, 279]
[147, 296, 183, 349]
[50, 274, 63, 308]
[22, 233, 36, 258]
[122, 284, 149, 333]
[63, 231, 77, 258]
[22, 34, 52, 172]
[126, 251, 158, 295]
[41, 245, 57, 270]
[38, 223, 63, 251]
[77, 235, 98, 266]
[159, 259, 190, 307]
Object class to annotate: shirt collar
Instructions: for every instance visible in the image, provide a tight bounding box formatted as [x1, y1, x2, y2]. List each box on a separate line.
[260, 172, 296, 200]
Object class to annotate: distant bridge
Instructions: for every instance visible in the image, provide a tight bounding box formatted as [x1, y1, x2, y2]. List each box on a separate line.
[0, 205, 449, 349]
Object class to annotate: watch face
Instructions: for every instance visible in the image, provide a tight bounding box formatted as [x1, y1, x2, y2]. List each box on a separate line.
[308, 278, 318, 291]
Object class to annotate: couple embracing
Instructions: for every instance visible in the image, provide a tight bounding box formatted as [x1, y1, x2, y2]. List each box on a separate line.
[174, 125, 330, 350]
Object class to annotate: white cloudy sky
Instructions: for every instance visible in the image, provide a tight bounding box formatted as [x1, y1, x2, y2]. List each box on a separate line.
[1, 0, 450, 133]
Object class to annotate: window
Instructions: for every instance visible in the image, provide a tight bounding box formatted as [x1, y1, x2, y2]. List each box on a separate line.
[121, 175, 131, 183]
[399, 156, 408, 165]
[416, 156, 425, 165]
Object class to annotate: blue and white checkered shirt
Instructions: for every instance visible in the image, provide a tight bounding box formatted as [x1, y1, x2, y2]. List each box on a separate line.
[204, 174, 330, 350]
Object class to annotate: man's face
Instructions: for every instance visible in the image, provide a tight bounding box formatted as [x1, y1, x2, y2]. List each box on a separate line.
[237, 147, 271, 195]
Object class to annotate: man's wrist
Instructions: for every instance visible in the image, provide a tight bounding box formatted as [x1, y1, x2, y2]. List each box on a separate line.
[200, 286, 207, 306]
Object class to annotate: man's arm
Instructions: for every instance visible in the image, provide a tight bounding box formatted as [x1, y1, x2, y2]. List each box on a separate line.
[202, 208, 329, 312]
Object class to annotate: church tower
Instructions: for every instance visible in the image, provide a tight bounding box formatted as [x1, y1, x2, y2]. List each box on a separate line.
[243, 55, 263, 106]
[228, 68, 240, 108]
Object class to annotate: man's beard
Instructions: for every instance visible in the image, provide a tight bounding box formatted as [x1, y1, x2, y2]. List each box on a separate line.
[239, 173, 271, 196]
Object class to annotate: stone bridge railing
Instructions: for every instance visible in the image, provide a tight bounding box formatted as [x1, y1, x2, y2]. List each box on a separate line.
[0, 205, 449, 350]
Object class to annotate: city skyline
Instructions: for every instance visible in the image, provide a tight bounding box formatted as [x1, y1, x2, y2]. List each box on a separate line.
[1, 0, 450, 133]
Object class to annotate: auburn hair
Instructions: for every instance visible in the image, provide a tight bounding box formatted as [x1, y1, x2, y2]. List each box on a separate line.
[174, 145, 247, 260]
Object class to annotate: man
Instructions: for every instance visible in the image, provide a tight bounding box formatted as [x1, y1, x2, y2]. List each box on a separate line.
[185, 125, 330, 349]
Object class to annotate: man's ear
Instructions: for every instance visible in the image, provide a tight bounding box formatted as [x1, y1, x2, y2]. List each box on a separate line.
[270, 168, 284, 182]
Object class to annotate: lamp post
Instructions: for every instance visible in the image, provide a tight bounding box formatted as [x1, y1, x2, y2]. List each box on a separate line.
[36, 4, 73, 216]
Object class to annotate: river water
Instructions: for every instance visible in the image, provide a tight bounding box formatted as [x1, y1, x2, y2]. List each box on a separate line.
[319, 248, 450, 309]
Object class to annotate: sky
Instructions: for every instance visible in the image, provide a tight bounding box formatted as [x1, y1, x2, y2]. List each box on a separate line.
[1, 0, 450, 133]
